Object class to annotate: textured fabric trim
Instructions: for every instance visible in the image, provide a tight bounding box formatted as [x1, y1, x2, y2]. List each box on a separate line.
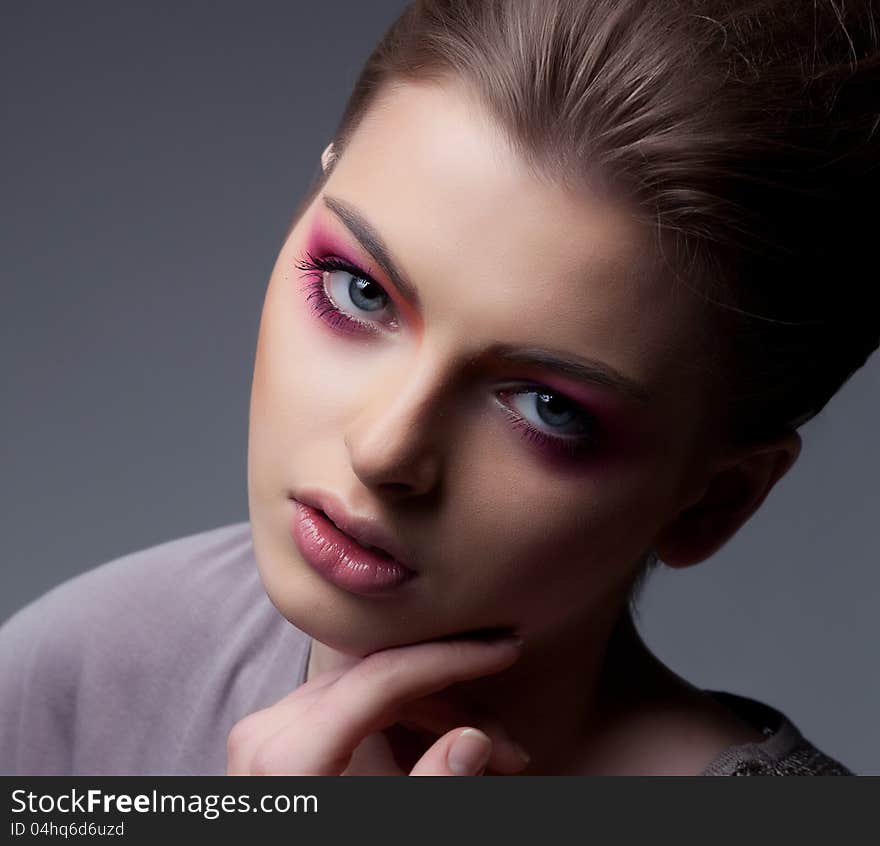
[697, 715, 803, 775]
[697, 691, 853, 775]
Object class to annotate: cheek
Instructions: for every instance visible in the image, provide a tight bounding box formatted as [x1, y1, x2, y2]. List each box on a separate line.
[438, 471, 654, 607]
[253, 272, 354, 433]
[454, 473, 665, 636]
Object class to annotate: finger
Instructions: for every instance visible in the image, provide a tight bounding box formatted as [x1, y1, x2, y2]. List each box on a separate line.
[410, 727, 493, 776]
[332, 636, 523, 740]
[397, 697, 530, 773]
[226, 666, 348, 767]
[279, 636, 523, 774]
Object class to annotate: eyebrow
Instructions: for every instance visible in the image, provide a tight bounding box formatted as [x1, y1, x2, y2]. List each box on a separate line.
[322, 193, 652, 405]
[323, 194, 422, 310]
[488, 346, 652, 404]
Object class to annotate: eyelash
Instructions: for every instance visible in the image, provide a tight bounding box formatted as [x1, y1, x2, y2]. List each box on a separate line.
[294, 251, 602, 459]
[496, 396, 601, 458]
[295, 251, 393, 334]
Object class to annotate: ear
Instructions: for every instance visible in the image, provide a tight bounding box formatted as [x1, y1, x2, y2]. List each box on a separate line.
[653, 428, 803, 569]
[321, 142, 336, 173]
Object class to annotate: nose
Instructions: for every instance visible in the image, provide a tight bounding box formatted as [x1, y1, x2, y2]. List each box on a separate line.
[344, 350, 453, 498]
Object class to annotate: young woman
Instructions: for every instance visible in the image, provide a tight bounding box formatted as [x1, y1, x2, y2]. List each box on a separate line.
[2, 0, 875, 775]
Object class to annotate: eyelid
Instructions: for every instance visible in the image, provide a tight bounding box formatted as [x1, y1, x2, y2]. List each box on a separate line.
[319, 252, 400, 311]
[322, 195, 422, 311]
[314, 251, 379, 285]
[494, 392, 602, 457]
[497, 375, 588, 407]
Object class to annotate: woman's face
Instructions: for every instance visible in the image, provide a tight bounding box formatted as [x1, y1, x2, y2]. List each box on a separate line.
[248, 79, 718, 655]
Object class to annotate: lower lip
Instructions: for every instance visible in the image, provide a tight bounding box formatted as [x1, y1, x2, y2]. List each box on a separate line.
[289, 499, 415, 596]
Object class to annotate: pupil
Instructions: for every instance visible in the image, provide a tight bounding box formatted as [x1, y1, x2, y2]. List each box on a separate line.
[537, 392, 575, 426]
[350, 277, 385, 311]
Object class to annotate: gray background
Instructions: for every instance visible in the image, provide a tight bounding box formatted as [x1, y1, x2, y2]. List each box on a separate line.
[2, 1, 877, 773]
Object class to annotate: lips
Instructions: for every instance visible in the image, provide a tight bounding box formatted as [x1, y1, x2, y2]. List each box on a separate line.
[289, 487, 416, 572]
[289, 500, 416, 596]
[319, 509, 391, 557]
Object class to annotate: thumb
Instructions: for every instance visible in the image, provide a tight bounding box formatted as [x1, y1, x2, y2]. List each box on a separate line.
[409, 728, 493, 776]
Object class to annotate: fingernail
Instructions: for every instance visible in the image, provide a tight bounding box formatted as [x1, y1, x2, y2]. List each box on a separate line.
[448, 728, 492, 776]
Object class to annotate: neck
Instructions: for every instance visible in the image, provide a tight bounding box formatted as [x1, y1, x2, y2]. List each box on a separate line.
[306, 601, 669, 775]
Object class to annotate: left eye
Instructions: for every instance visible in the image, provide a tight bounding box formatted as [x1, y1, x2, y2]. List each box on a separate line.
[296, 252, 396, 326]
[504, 388, 596, 437]
[326, 268, 391, 317]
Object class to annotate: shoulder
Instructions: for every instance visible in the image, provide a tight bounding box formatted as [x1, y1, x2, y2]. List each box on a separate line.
[0, 522, 309, 775]
[583, 683, 854, 776]
[0, 521, 258, 672]
[714, 743, 855, 776]
[697, 691, 855, 776]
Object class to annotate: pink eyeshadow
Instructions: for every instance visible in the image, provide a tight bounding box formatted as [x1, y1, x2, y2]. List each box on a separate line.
[300, 211, 657, 468]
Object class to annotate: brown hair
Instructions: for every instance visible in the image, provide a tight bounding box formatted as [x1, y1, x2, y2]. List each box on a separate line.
[292, 0, 879, 605]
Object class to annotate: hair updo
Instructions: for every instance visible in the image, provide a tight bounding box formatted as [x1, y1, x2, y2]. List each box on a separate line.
[295, 0, 879, 608]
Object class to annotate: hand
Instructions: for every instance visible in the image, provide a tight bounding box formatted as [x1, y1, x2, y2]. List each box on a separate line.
[226, 635, 530, 776]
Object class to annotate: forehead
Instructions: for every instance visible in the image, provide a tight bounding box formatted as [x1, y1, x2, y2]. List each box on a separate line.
[322, 79, 710, 405]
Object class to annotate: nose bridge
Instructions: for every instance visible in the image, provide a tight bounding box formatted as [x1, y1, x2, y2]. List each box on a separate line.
[345, 341, 461, 490]
[374, 360, 442, 430]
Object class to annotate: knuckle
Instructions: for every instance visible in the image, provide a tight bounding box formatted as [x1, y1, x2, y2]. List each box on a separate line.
[226, 713, 263, 759]
[228, 714, 253, 741]
[226, 722, 249, 758]
[359, 649, 408, 686]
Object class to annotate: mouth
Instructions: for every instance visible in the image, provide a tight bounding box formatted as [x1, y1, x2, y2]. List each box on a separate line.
[289, 499, 416, 596]
[319, 509, 393, 558]
[288, 487, 415, 572]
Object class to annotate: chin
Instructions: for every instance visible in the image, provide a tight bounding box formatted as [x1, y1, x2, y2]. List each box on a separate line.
[287, 603, 436, 658]
[263, 574, 523, 661]
[255, 566, 436, 657]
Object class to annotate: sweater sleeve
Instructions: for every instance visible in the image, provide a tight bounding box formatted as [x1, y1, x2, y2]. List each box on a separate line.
[0, 585, 84, 775]
[0, 522, 301, 777]
[0, 526, 237, 776]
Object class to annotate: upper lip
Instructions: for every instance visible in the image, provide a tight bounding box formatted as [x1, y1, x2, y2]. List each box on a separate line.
[291, 487, 416, 572]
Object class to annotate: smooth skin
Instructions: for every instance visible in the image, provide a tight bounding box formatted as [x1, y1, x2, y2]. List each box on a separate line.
[237, 77, 801, 775]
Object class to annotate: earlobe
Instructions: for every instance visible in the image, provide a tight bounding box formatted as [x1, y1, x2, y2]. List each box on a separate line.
[653, 428, 803, 569]
[321, 142, 336, 173]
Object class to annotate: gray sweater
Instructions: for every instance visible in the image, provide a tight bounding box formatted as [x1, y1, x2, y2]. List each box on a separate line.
[0, 522, 853, 776]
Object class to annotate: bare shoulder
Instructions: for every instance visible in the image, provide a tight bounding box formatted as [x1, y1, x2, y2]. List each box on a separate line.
[639, 689, 767, 776]
[573, 682, 766, 776]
